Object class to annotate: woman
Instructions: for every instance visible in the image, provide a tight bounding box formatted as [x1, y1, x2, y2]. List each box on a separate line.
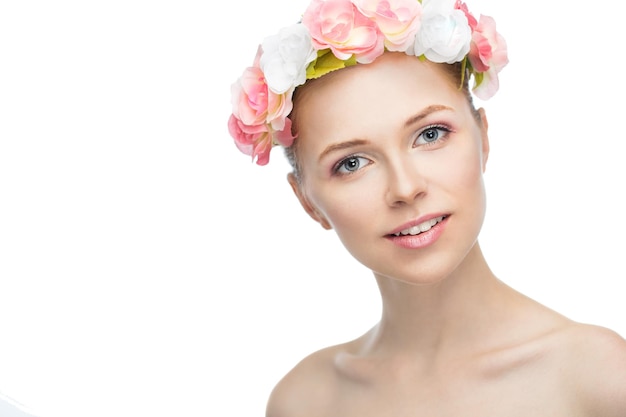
[228, 0, 626, 415]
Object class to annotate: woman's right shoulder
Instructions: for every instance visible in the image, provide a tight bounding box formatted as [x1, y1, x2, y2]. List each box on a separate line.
[265, 344, 345, 417]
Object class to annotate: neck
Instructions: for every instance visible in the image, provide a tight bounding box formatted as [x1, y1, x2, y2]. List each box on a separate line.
[365, 243, 517, 358]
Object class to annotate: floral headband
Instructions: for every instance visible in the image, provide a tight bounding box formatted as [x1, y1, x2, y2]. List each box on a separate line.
[228, 0, 508, 165]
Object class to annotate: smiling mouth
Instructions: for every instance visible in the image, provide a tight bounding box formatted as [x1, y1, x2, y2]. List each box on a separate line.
[391, 216, 446, 237]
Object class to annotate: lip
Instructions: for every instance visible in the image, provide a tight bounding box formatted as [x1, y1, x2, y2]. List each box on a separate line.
[385, 214, 449, 249]
[387, 213, 449, 236]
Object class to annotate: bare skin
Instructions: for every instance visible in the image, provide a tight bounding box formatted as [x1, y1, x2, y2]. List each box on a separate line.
[267, 246, 626, 416]
[266, 53, 626, 416]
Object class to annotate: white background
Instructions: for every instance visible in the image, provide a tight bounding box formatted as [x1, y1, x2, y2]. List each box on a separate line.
[1, 0, 625, 416]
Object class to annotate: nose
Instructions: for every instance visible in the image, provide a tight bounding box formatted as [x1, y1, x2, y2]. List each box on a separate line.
[384, 155, 427, 207]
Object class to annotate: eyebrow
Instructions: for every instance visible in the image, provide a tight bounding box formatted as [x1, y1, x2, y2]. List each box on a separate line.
[403, 104, 454, 129]
[318, 139, 371, 162]
[318, 104, 454, 162]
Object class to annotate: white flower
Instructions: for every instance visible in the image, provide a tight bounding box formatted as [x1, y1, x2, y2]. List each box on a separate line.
[412, 0, 471, 64]
[260, 24, 317, 94]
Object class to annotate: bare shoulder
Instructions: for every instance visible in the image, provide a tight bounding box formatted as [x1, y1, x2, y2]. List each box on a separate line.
[558, 322, 626, 416]
[265, 344, 343, 417]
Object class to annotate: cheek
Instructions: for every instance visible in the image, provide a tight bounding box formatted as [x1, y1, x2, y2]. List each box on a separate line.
[442, 141, 485, 189]
[432, 144, 487, 220]
[454, 158, 484, 189]
[451, 150, 488, 228]
[310, 183, 381, 235]
[326, 194, 377, 229]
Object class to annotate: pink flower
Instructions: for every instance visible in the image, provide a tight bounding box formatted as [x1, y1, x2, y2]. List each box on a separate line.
[228, 115, 295, 166]
[230, 66, 269, 126]
[454, 0, 477, 30]
[229, 47, 296, 165]
[230, 50, 293, 132]
[468, 14, 508, 99]
[302, 0, 385, 64]
[353, 0, 422, 52]
[228, 115, 271, 165]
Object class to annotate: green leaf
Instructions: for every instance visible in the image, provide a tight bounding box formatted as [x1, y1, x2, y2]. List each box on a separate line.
[306, 49, 357, 80]
[473, 71, 484, 90]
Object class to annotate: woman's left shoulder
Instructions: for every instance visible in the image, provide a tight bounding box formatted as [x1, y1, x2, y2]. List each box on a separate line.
[562, 321, 626, 364]
[557, 322, 626, 416]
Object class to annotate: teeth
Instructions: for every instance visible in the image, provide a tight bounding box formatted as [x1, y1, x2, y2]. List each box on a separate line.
[395, 216, 444, 236]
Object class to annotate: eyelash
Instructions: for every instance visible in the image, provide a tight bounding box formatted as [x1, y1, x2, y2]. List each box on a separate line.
[332, 154, 370, 176]
[331, 124, 453, 176]
[414, 124, 452, 148]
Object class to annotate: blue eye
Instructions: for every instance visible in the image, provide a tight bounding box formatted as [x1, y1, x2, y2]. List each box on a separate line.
[335, 156, 369, 175]
[415, 125, 450, 146]
[422, 128, 440, 142]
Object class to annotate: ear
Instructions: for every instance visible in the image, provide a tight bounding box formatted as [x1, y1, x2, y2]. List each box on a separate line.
[478, 108, 490, 172]
[287, 173, 332, 230]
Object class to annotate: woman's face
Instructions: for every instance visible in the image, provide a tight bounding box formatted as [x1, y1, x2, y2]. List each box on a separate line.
[289, 52, 490, 285]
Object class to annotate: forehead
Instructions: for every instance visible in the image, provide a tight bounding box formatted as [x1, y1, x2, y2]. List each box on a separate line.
[293, 52, 466, 146]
